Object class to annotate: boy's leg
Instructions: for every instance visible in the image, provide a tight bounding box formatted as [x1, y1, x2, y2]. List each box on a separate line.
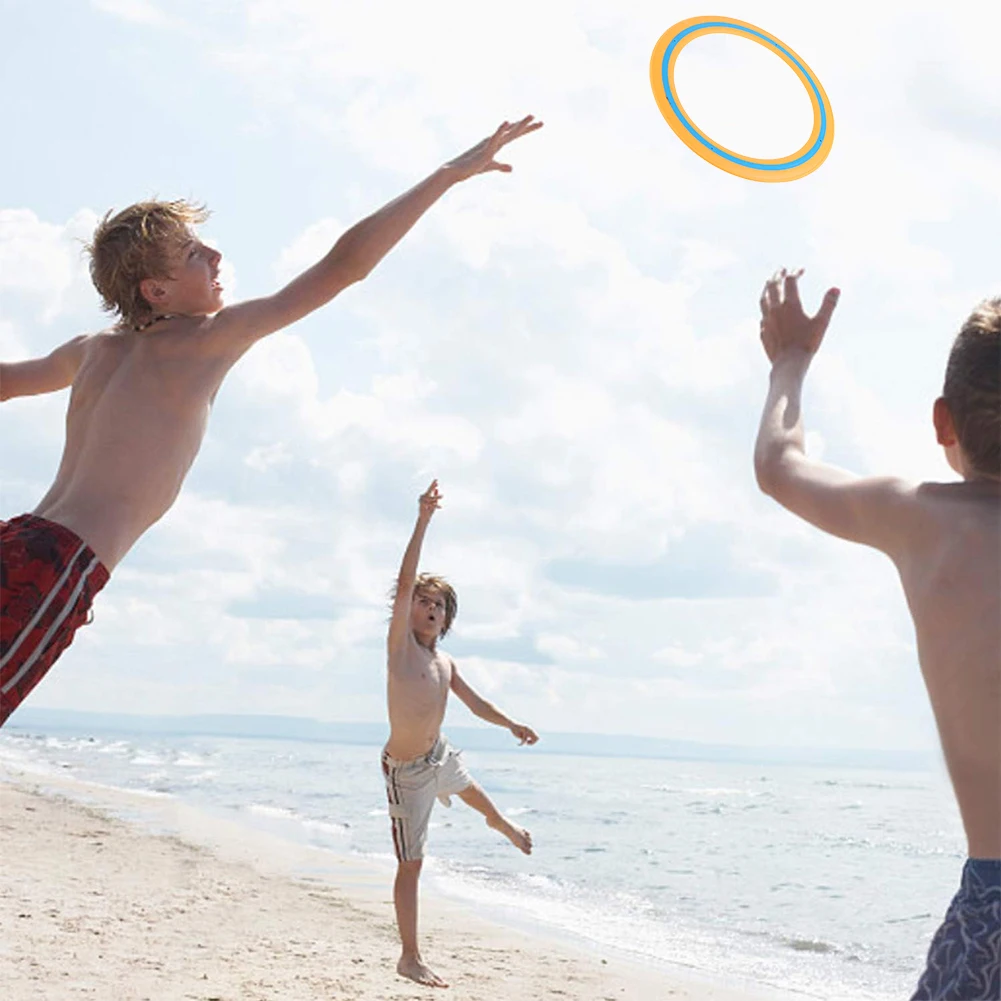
[457, 781, 532, 854]
[383, 749, 449, 987]
[393, 858, 448, 988]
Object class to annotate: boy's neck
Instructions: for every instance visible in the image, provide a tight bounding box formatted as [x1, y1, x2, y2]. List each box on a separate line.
[133, 307, 214, 331]
[412, 630, 438, 651]
[134, 313, 177, 331]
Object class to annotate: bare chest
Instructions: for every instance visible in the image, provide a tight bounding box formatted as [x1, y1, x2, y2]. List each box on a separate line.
[390, 646, 452, 702]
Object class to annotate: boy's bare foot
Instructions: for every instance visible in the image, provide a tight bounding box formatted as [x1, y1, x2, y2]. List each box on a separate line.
[398, 953, 449, 988]
[488, 815, 533, 854]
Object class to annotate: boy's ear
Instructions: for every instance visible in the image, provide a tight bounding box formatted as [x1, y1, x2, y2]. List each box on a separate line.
[933, 396, 957, 447]
[139, 276, 169, 309]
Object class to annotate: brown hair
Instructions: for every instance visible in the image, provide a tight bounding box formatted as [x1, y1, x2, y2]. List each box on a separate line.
[86, 199, 209, 328]
[390, 574, 458, 638]
[943, 297, 1001, 478]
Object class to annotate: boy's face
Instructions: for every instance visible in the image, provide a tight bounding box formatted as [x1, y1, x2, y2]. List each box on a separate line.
[411, 588, 446, 640]
[142, 227, 224, 318]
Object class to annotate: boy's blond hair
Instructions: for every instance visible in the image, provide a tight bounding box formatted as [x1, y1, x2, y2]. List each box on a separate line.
[944, 297, 1001, 478]
[86, 199, 210, 329]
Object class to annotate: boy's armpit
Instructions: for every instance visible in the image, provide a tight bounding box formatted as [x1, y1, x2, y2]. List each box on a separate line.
[196, 298, 296, 360]
[200, 258, 362, 359]
[761, 457, 918, 554]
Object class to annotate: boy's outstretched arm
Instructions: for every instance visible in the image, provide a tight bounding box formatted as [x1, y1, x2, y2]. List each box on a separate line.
[213, 116, 543, 352]
[754, 269, 913, 555]
[0, 335, 90, 402]
[450, 666, 539, 745]
[387, 480, 441, 657]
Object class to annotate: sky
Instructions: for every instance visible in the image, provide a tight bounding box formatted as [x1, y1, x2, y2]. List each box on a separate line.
[1, 0, 998, 751]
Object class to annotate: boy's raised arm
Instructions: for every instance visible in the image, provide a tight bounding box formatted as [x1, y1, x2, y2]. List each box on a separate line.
[0, 335, 90, 402]
[753, 269, 914, 555]
[212, 116, 542, 353]
[387, 480, 441, 656]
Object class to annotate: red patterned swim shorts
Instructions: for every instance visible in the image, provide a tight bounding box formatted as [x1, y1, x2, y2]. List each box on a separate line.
[1, 515, 110, 727]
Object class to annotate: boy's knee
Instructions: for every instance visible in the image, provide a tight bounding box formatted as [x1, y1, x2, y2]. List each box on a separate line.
[398, 858, 423, 877]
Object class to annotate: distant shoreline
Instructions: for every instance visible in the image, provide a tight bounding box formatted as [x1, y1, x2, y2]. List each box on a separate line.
[7, 706, 939, 771]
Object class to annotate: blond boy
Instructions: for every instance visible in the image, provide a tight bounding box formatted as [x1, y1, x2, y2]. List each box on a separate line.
[0, 116, 542, 726]
[384, 479, 537, 988]
[754, 270, 999, 1001]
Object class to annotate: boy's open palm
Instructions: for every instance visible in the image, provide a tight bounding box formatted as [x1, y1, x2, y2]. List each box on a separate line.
[446, 116, 543, 180]
[760, 268, 840, 363]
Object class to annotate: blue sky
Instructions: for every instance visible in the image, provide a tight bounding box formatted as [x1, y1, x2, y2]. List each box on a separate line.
[1, 0, 998, 751]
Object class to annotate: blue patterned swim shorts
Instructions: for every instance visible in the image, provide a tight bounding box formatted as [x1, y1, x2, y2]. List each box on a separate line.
[912, 859, 1000, 1001]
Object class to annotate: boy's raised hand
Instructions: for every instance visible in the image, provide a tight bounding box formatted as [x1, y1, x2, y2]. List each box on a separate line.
[444, 115, 543, 181]
[759, 268, 841, 363]
[418, 479, 442, 521]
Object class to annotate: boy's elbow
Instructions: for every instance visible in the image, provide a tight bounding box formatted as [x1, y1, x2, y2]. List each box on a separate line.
[754, 450, 798, 502]
[327, 235, 374, 287]
[346, 257, 375, 285]
[753, 449, 781, 497]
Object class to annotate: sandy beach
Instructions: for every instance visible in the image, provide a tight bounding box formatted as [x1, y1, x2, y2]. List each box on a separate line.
[0, 779, 771, 1001]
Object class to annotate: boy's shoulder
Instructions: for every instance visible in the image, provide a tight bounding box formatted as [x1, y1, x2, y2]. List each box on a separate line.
[897, 477, 1000, 551]
[912, 478, 1001, 516]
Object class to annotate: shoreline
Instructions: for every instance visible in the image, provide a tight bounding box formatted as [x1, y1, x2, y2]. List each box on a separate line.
[0, 774, 786, 1001]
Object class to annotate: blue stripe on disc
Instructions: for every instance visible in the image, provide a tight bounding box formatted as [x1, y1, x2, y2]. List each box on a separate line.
[660, 21, 827, 171]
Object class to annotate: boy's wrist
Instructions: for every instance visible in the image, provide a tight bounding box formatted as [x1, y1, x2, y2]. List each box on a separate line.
[435, 163, 464, 189]
[770, 348, 812, 378]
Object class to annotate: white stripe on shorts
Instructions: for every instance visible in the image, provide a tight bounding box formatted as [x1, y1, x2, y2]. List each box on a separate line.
[1, 552, 98, 695]
[1, 542, 87, 671]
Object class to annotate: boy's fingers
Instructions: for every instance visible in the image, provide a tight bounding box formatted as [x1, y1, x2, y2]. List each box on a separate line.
[783, 269, 804, 311]
[514, 116, 543, 137]
[814, 287, 841, 327]
[497, 116, 542, 148]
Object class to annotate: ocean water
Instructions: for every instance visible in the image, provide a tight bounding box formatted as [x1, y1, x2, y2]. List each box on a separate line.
[0, 720, 964, 1000]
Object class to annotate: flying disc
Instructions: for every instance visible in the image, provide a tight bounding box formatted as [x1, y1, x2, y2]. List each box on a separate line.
[650, 15, 834, 182]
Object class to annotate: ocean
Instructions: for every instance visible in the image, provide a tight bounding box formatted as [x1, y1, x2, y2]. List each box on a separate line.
[0, 713, 963, 1000]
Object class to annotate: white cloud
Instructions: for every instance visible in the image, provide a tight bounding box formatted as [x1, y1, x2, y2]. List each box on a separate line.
[91, 0, 170, 27]
[0, 208, 100, 326]
[274, 218, 345, 283]
[2, 0, 995, 752]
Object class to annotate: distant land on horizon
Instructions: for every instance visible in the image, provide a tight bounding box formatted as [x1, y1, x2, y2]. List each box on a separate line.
[4, 707, 940, 773]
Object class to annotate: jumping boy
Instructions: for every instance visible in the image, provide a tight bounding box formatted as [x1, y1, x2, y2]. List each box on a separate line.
[384, 479, 537, 988]
[754, 270, 999, 1001]
[0, 115, 542, 727]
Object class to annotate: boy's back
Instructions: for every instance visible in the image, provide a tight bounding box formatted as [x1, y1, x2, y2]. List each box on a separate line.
[33, 322, 235, 570]
[894, 481, 1000, 856]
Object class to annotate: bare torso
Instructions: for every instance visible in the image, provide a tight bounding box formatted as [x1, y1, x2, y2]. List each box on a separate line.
[32, 322, 234, 570]
[385, 636, 453, 761]
[894, 481, 1001, 857]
